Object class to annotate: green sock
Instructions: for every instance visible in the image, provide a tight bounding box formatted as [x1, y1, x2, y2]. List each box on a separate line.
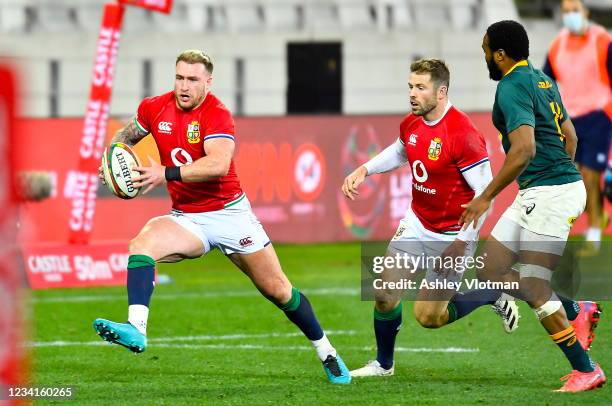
[551, 326, 594, 373]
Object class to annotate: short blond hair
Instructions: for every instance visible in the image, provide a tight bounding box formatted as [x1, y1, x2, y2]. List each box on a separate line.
[410, 58, 450, 89]
[176, 50, 214, 73]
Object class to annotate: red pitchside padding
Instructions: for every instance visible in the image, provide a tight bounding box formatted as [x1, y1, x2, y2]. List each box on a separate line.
[16, 113, 610, 288]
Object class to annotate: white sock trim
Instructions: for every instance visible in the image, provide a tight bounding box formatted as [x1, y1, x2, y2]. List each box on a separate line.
[585, 227, 602, 242]
[128, 304, 149, 335]
[311, 333, 337, 362]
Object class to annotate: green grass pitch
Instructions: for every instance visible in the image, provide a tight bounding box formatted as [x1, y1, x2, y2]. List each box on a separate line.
[31, 243, 610, 405]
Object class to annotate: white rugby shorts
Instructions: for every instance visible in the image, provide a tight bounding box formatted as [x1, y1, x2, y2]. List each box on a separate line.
[165, 194, 271, 255]
[389, 208, 477, 284]
[491, 180, 586, 254]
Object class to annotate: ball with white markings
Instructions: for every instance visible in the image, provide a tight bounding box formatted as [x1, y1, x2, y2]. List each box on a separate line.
[101, 142, 141, 199]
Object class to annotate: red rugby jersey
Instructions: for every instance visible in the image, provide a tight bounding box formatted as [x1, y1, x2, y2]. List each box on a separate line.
[135, 91, 243, 212]
[399, 105, 489, 234]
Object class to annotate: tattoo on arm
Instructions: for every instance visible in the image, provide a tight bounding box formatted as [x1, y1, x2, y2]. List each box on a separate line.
[111, 116, 148, 146]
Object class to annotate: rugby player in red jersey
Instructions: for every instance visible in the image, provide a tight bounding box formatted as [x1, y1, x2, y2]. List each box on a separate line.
[93, 50, 350, 384]
[342, 59, 519, 377]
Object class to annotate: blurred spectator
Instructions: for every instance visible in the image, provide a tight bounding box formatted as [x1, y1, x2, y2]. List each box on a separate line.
[16, 171, 52, 202]
[543, 0, 612, 253]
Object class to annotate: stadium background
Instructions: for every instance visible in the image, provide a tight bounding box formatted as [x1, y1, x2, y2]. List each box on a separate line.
[2, 0, 612, 403]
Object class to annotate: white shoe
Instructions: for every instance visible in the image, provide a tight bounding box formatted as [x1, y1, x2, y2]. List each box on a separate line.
[491, 293, 520, 333]
[350, 360, 394, 377]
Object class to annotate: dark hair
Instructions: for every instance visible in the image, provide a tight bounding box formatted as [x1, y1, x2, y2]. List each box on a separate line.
[486, 20, 529, 61]
[410, 58, 450, 89]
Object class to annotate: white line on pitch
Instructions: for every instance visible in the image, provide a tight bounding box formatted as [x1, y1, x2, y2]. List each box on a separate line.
[27, 330, 357, 347]
[31, 287, 360, 304]
[151, 344, 479, 353]
[149, 330, 358, 343]
[29, 340, 478, 353]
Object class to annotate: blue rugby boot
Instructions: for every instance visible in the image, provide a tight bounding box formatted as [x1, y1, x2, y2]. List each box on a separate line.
[93, 318, 147, 353]
[322, 354, 351, 384]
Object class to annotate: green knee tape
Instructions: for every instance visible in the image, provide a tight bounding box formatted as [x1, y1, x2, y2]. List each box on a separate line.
[279, 287, 301, 312]
[374, 303, 403, 321]
[128, 254, 155, 269]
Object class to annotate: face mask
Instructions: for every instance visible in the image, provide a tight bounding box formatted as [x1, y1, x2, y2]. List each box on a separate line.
[563, 11, 585, 34]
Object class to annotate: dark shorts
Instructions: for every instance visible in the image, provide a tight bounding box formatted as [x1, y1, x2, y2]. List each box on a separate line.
[573, 110, 612, 171]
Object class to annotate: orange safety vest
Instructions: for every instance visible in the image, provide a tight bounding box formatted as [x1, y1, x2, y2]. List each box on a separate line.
[548, 24, 612, 118]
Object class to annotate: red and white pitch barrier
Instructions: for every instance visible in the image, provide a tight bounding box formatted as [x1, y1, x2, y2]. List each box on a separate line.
[22, 1, 173, 289]
[68, 2, 124, 244]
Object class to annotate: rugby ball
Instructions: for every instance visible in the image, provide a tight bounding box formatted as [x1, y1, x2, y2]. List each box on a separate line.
[101, 142, 141, 199]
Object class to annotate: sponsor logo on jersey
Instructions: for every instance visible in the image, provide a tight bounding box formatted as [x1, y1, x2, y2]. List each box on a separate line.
[413, 183, 436, 195]
[412, 160, 428, 183]
[187, 121, 201, 144]
[239, 237, 254, 247]
[408, 133, 418, 146]
[427, 137, 442, 161]
[170, 147, 194, 166]
[158, 121, 172, 133]
[538, 80, 552, 89]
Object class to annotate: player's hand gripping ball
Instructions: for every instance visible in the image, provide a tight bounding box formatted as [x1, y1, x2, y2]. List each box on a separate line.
[101, 142, 142, 199]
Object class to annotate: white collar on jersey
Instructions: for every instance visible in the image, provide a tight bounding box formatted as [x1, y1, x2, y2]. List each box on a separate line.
[423, 100, 453, 127]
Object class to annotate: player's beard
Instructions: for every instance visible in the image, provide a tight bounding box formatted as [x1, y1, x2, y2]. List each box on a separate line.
[487, 58, 503, 81]
[176, 93, 204, 111]
[411, 98, 437, 117]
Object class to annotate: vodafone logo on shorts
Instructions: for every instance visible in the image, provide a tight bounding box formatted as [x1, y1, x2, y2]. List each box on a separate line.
[293, 143, 326, 201]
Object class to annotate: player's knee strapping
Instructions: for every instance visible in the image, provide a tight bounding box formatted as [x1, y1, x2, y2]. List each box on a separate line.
[533, 293, 562, 321]
[127, 254, 156, 307]
[516, 263, 553, 281]
[515, 263, 562, 320]
[516, 263, 581, 321]
[515, 263, 559, 319]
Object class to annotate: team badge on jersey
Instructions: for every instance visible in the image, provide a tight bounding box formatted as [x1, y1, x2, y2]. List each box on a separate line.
[427, 137, 442, 161]
[187, 121, 201, 144]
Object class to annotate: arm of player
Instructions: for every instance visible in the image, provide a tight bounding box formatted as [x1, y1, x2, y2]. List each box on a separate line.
[131, 138, 234, 194]
[456, 160, 494, 241]
[342, 138, 407, 200]
[99, 116, 149, 184]
[436, 161, 493, 275]
[111, 116, 149, 146]
[460, 125, 535, 229]
[180, 138, 234, 182]
[560, 118, 578, 161]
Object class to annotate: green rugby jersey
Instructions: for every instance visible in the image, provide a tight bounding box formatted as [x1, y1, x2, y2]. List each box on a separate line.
[492, 60, 581, 189]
